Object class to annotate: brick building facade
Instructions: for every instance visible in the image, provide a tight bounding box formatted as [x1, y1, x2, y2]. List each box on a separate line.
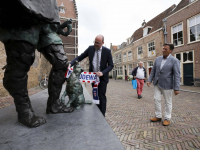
[57, 0, 78, 62]
[165, 0, 200, 85]
[111, 5, 175, 80]
[111, 0, 199, 86]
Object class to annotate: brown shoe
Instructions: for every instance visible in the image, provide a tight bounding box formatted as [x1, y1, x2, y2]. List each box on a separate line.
[163, 119, 170, 126]
[150, 117, 162, 122]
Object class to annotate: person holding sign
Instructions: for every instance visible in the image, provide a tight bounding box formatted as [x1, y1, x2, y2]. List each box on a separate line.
[69, 35, 113, 117]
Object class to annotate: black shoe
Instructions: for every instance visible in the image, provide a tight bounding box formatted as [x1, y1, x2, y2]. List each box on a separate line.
[138, 95, 142, 99]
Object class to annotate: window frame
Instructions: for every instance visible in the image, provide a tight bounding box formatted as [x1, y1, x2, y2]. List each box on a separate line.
[128, 64, 133, 75]
[147, 41, 155, 57]
[123, 53, 126, 62]
[118, 66, 123, 75]
[188, 13, 200, 43]
[137, 46, 143, 59]
[119, 54, 122, 63]
[171, 22, 184, 47]
[128, 51, 132, 61]
[115, 55, 118, 63]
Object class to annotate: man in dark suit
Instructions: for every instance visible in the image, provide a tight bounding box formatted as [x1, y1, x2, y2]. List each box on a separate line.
[69, 35, 114, 117]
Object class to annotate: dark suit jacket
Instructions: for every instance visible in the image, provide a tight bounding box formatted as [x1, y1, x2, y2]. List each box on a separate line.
[70, 46, 114, 83]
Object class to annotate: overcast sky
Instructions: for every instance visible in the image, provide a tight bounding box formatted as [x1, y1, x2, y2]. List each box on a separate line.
[75, 0, 181, 54]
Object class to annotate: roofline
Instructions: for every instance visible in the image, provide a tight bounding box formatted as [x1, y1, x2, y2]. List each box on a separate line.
[132, 28, 163, 44]
[114, 28, 163, 52]
[165, 0, 199, 19]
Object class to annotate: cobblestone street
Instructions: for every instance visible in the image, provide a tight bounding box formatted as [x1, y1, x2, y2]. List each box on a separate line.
[85, 79, 200, 150]
[0, 86, 42, 109]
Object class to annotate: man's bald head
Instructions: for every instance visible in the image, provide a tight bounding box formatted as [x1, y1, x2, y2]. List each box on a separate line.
[138, 61, 143, 68]
[94, 34, 104, 50]
[95, 35, 104, 42]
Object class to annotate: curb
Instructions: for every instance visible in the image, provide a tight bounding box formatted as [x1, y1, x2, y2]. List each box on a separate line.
[113, 79, 200, 94]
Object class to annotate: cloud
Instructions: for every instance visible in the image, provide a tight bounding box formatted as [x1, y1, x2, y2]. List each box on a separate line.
[76, 0, 181, 54]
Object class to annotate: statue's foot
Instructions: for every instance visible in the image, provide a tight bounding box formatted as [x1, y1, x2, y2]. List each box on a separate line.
[76, 105, 81, 110]
[46, 102, 74, 114]
[18, 111, 46, 128]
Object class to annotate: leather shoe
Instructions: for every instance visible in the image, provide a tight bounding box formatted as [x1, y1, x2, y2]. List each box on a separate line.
[163, 119, 170, 126]
[150, 117, 161, 122]
[138, 95, 142, 99]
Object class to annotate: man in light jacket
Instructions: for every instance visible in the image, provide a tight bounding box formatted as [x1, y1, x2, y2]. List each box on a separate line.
[147, 43, 180, 126]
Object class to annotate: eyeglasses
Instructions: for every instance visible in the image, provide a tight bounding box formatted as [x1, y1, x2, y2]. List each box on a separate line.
[93, 41, 102, 45]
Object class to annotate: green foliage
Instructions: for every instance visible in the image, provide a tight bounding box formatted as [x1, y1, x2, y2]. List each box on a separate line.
[128, 76, 133, 81]
[117, 76, 123, 80]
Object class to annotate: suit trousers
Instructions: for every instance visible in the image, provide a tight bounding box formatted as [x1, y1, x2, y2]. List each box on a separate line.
[92, 79, 107, 117]
[154, 85, 172, 120]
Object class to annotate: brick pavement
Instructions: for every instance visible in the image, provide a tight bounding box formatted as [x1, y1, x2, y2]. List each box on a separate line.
[0, 80, 200, 150]
[0, 86, 42, 109]
[85, 79, 200, 150]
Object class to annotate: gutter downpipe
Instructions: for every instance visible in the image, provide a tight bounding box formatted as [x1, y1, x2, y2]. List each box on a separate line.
[74, 21, 77, 57]
[163, 18, 167, 43]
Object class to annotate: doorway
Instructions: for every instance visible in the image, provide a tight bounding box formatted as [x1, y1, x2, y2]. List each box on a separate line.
[183, 63, 193, 86]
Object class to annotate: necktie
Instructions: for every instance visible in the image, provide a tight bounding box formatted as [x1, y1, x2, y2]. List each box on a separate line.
[97, 50, 99, 71]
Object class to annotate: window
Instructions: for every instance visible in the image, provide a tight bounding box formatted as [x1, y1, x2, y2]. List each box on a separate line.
[116, 55, 118, 63]
[60, 8, 65, 14]
[128, 64, 133, 75]
[148, 61, 153, 75]
[123, 53, 126, 62]
[148, 41, 155, 57]
[183, 51, 193, 62]
[172, 23, 183, 46]
[137, 46, 143, 59]
[143, 26, 152, 36]
[189, 14, 200, 42]
[118, 67, 123, 75]
[176, 53, 181, 61]
[119, 54, 121, 63]
[59, 3, 65, 14]
[128, 51, 132, 61]
[112, 57, 115, 63]
[148, 61, 153, 67]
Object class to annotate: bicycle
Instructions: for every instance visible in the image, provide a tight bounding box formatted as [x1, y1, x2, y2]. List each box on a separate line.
[39, 73, 48, 90]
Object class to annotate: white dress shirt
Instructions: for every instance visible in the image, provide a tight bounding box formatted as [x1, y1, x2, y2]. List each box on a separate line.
[136, 67, 145, 79]
[160, 54, 171, 70]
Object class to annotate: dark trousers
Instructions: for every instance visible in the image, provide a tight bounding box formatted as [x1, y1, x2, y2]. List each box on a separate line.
[92, 79, 107, 117]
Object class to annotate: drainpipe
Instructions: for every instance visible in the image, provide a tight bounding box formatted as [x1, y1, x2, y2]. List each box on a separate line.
[74, 21, 77, 57]
[163, 18, 167, 43]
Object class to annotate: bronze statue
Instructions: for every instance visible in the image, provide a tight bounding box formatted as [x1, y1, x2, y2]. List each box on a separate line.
[61, 61, 92, 109]
[0, 0, 74, 128]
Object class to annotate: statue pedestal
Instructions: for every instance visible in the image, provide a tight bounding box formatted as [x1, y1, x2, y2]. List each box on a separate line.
[0, 85, 125, 150]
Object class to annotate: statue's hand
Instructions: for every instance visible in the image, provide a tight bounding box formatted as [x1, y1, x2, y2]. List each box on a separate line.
[57, 18, 73, 37]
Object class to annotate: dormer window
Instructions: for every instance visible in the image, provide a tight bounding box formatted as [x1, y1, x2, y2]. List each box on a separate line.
[59, 2, 66, 14]
[126, 37, 131, 44]
[143, 26, 152, 37]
